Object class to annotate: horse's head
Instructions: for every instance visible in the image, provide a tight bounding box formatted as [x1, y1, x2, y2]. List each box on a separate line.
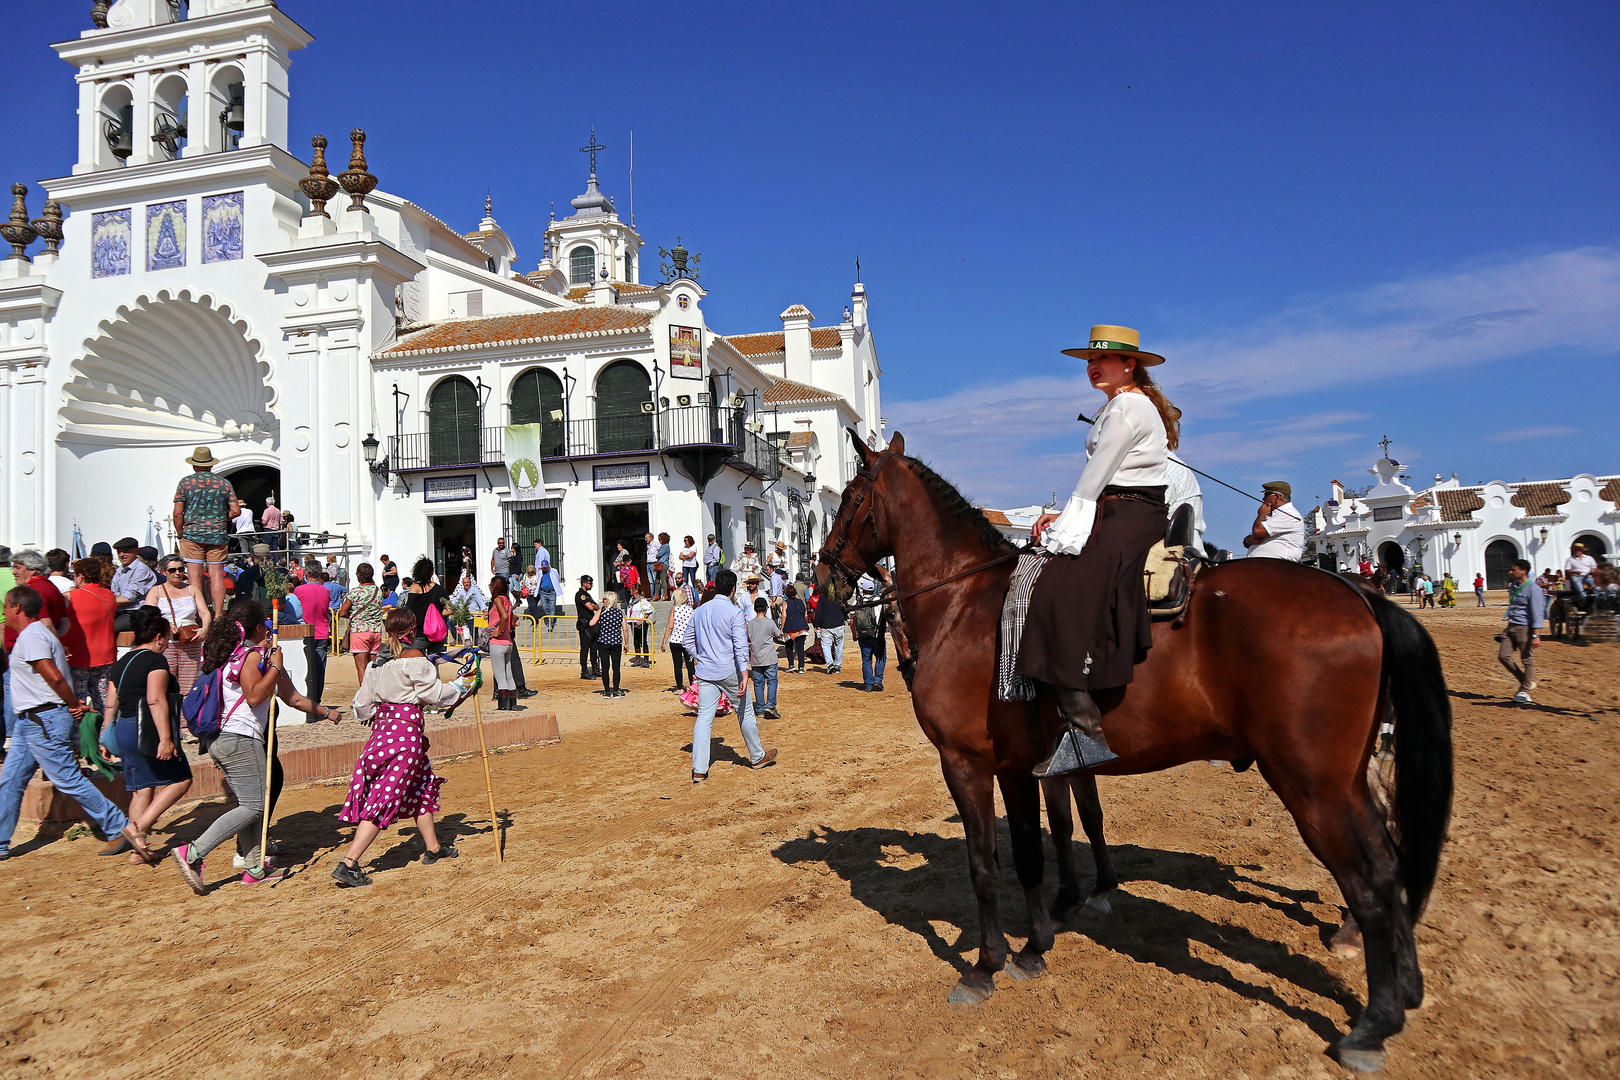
[815, 429, 906, 600]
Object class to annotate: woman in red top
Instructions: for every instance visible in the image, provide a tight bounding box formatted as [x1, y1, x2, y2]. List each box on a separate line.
[486, 575, 521, 711]
[66, 558, 119, 715]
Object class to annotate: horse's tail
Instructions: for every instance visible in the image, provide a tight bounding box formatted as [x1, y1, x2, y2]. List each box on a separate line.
[1369, 592, 1453, 918]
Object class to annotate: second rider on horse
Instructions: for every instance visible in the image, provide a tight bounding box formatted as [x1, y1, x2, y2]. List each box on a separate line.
[1022, 324, 1182, 777]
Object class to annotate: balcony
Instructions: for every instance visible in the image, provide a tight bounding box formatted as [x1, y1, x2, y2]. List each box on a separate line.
[387, 405, 780, 481]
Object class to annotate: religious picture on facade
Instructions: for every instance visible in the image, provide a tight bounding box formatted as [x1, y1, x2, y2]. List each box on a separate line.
[669, 325, 702, 379]
[146, 200, 186, 271]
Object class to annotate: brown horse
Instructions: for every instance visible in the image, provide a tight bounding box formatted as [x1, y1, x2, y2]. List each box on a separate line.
[816, 431, 1452, 1073]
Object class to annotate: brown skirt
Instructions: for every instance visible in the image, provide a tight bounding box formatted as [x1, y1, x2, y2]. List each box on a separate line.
[1017, 486, 1167, 692]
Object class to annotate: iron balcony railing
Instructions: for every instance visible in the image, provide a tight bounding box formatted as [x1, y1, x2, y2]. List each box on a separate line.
[388, 405, 781, 481]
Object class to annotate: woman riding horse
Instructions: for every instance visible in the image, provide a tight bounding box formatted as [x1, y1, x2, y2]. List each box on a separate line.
[1022, 324, 1181, 775]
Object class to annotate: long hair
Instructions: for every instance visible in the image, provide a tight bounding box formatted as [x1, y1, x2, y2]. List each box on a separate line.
[384, 607, 416, 660]
[1132, 366, 1181, 451]
[202, 598, 266, 673]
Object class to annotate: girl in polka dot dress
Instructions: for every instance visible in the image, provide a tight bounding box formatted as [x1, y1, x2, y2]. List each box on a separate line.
[332, 608, 471, 888]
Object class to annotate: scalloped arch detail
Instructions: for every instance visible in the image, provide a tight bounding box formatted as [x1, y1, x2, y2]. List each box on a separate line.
[59, 290, 276, 447]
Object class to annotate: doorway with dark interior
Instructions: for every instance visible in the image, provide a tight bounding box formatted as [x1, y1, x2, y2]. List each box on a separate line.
[600, 503, 649, 598]
[432, 513, 477, 589]
[222, 464, 279, 538]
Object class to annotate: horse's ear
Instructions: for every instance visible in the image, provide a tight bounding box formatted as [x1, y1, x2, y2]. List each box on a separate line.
[887, 431, 905, 457]
[848, 428, 872, 466]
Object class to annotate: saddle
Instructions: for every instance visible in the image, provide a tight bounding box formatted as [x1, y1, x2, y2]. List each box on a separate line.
[1145, 504, 1200, 620]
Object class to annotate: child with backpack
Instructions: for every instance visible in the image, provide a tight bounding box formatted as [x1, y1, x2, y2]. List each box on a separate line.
[172, 598, 340, 890]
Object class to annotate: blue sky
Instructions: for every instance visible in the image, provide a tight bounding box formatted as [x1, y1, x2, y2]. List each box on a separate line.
[6, 1, 1617, 545]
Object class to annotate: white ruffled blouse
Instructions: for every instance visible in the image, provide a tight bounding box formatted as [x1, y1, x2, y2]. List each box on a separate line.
[352, 657, 461, 722]
[1043, 391, 1168, 556]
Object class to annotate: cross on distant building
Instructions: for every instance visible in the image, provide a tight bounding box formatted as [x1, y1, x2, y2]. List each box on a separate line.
[1378, 435, 1394, 458]
[580, 129, 606, 178]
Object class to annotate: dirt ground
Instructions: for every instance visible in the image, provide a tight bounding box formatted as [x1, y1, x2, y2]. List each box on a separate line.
[0, 603, 1615, 1080]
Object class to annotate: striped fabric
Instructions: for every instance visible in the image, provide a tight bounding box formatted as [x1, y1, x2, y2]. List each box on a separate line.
[997, 551, 1051, 702]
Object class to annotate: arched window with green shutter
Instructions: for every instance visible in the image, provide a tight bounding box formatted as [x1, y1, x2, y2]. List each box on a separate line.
[428, 375, 480, 466]
[595, 360, 652, 453]
[510, 367, 565, 457]
[569, 246, 595, 285]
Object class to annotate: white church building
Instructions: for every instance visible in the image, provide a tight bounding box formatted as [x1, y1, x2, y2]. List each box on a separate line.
[0, 0, 883, 589]
[1313, 449, 1619, 589]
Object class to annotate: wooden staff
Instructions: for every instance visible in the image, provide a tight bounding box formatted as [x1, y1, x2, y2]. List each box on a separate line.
[468, 657, 502, 862]
[258, 600, 281, 875]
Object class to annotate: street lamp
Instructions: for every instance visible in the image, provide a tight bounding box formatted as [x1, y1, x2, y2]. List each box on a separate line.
[362, 432, 389, 480]
[1539, 526, 1549, 544]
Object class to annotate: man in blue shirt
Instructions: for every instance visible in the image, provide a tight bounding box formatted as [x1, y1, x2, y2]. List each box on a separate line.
[1499, 558, 1545, 704]
[682, 569, 777, 782]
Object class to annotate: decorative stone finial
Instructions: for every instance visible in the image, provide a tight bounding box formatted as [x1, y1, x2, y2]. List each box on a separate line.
[299, 134, 341, 218]
[31, 200, 63, 256]
[91, 1, 111, 28]
[3, 184, 38, 261]
[485, 195, 492, 217]
[336, 129, 378, 214]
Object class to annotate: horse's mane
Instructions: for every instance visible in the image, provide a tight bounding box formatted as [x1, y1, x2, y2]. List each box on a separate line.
[900, 455, 1017, 553]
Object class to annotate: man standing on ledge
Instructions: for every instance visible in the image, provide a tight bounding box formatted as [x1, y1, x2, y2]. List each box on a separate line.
[173, 446, 241, 619]
[1243, 480, 1305, 561]
[682, 569, 777, 783]
[1499, 558, 1545, 705]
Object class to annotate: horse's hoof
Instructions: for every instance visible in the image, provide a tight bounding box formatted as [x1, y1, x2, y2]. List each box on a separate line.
[1006, 953, 1046, 980]
[947, 977, 994, 1005]
[1082, 893, 1113, 917]
[1331, 918, 1363, 959]
[1330, 1046, 1387, 1073]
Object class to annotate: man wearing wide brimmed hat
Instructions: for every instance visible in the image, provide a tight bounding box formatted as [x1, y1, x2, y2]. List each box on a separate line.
[172, 446, 241, 620]
[1243, 480, 1305, 562]
[1020, 324, 1182, 777]
[1564, 541, 1597, 600]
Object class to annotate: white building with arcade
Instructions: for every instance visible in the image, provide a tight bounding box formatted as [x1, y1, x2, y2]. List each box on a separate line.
[0, 0, 884, 589]
[1313, 448, 1618, 589]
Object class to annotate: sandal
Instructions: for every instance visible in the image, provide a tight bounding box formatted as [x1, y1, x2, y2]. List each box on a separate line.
[123, 825, 157, 864]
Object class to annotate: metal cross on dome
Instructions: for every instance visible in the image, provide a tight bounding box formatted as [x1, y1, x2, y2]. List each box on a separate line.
[580, 130, 606, 177]
[1378, 435, 1394, 458]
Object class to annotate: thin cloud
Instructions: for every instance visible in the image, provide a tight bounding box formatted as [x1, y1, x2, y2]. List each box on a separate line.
[1490, 425, 1578, 442]
[889, 247, 1620, 507]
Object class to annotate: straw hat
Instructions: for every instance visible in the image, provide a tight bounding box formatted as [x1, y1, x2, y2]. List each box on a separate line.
[185, 446, 220, 467]
[1061, 325, 1165, 366]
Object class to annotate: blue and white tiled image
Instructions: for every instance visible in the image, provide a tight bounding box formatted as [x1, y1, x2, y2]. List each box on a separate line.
[202, 191, 244, 263]
[91, 209, 132, 278]
[146, 200, 186, 271]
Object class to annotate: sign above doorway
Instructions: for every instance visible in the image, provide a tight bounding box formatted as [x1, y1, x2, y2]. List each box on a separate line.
[593, 462, 650, 491]
[424, 475, 477, 503]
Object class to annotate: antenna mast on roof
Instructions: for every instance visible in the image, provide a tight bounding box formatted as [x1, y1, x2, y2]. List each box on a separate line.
[629, 130, 635, 228]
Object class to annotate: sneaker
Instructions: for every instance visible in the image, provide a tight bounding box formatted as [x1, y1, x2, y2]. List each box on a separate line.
[232, 853, 278, 870]
[421, 844, 460, 865]
[692, 770, 709, 784]
[239, 864, 287, 885]
[1513, 689, 1533, 704]
[580, 672, 595, 680]
[749, 748, 779, 770]
[173, 844, 206, 895]
[518, 689, 538, 698]
[331, 860, 373, 888]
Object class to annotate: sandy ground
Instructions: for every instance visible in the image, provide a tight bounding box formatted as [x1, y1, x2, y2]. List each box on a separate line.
[0, 605, 1615, 1080]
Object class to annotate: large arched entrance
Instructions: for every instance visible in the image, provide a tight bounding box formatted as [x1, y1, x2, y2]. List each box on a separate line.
[1484, 538, 1519, 590]
[1574, 532, 1609, 558]
[223, 464, 280, 540]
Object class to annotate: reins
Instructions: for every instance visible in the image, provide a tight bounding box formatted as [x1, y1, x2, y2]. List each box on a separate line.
[841, 549, 1022, 609]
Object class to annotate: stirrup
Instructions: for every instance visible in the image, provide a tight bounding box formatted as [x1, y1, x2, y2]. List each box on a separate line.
[1032, 728, 1118, 778]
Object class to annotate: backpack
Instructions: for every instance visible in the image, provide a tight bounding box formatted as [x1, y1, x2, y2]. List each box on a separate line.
[422, 601, 448, 642]
[182, 650, 248, 737]
[853, 606, 880, 639]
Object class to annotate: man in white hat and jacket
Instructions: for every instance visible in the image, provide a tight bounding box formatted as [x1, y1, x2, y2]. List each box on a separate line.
[1243, 481, 1305, 562]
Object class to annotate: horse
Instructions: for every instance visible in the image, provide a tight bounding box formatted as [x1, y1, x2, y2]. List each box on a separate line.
[815, 431, 1453, 1073]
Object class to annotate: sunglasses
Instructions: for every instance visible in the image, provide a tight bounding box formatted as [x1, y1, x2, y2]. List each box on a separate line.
[165, 566, 187, 574]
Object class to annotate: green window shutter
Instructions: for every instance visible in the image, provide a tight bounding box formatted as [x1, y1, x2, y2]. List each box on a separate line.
[595, 361, 652, 453]
[510, 368, 565, 457]
[570, 247, 594, 285]
[429, 376, 480, 466]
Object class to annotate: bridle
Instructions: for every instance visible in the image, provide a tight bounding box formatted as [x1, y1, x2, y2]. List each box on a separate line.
[819, 451, 1021, 609]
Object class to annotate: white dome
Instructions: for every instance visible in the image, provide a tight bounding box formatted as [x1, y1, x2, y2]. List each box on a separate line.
[60, 291, 275, 446]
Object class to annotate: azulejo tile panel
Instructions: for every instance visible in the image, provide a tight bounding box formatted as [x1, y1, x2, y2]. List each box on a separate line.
[202, 191, 244, 264]
[91, 209, 132, 278]
[146, 200, 186, 271]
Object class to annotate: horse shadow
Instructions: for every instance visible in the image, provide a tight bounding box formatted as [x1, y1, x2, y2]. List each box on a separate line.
[772, 824, 1356, 1043]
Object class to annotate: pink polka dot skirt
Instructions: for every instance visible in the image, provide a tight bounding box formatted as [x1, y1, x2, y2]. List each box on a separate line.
[338, 701, 446, 830]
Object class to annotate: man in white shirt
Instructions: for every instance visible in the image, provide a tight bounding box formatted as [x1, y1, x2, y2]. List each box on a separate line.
[233, 503, 256, 554]
[1564, 542, 1597, 599]
[1243, 481, 1305, 561]
[1163, 452, 1205, 552]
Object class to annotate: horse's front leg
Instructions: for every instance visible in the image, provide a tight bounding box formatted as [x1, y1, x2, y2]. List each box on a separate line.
[1041, 777, 1085, 919]
[999, 772, 1055, 980]
[939, 749, 1007, 1004]
[1071, 773, 1119, 913]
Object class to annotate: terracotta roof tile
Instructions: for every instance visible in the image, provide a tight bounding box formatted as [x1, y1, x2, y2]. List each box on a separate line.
[566, 285, 590, 300]
[726, 327, 843, 355]
[762, 375, 840, 404]
[1510, 482, 1571, 517]
[1409, 494, 1432, 513]
[379, 307, 651, 357]
[981, 509, 1012, 527]
[1602, 478, 1620, 507]
[1437, 488, 1485, 522]
[780, 304, 813, 319]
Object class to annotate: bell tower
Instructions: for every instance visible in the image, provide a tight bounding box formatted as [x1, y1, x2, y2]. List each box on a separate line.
[56, 0, 312, 175]
[543, 130, 643, 293]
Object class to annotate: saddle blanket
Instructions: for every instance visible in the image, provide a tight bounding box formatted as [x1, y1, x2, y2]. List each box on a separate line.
[997, 550, 1050, 702]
